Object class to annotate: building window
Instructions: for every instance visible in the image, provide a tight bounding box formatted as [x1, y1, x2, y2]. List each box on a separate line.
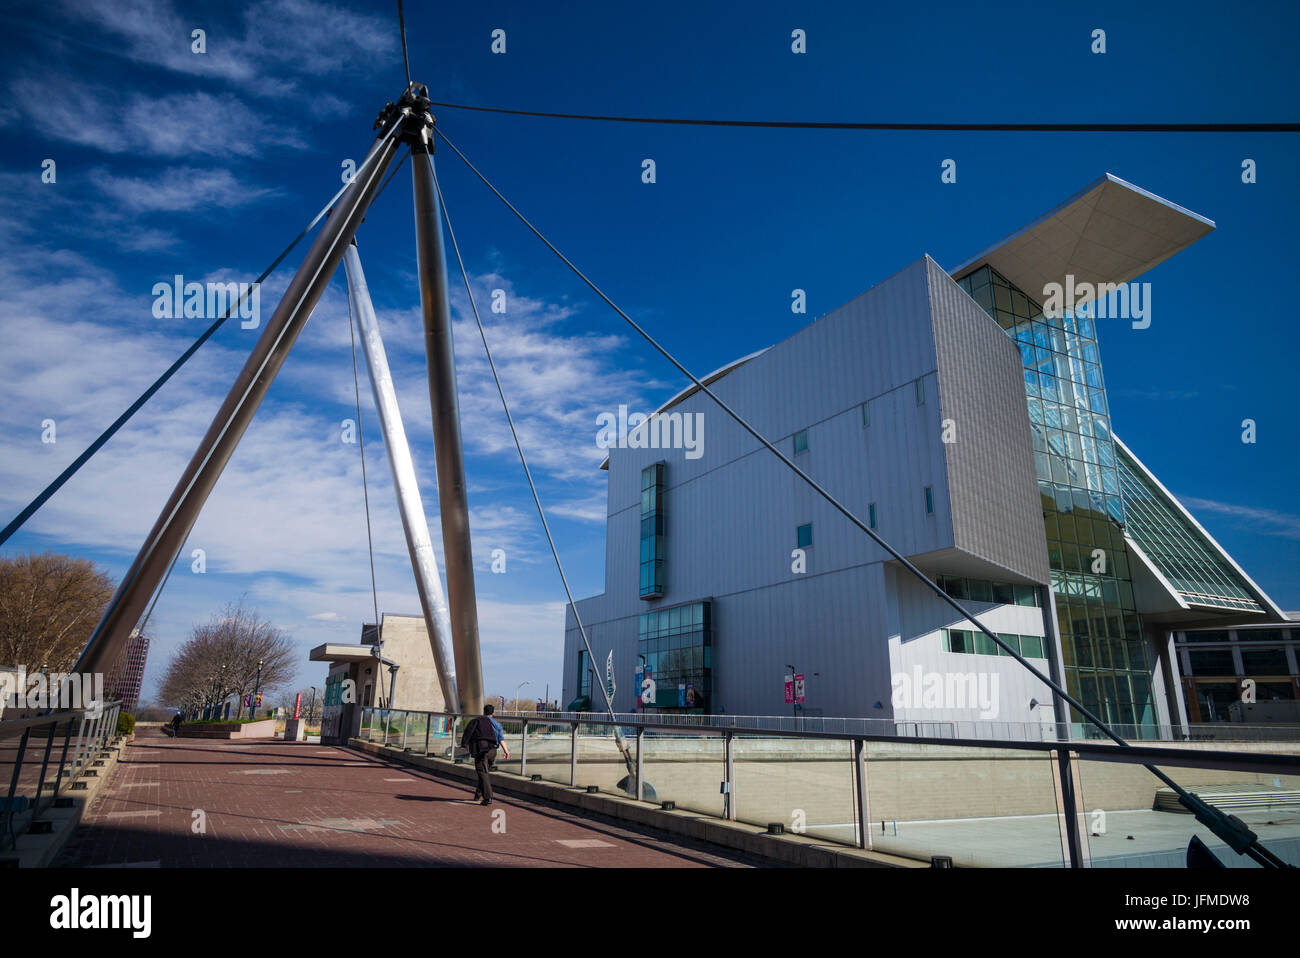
[639, 601, 713, 713]
[944, 629, 1046, 659]
[1188, 649, 1236, 676]
[577, 650, 593, 702]
[639, 463, 665, 598]
[924, 485, 934, 515]
[797, 523, 813, 549]
[862, 402, 870, 427]
[868, 503, 877, 529]
[1240, 648, 1289, 675]
[915, 377, 925, 405]
[793, 429, 809, 455]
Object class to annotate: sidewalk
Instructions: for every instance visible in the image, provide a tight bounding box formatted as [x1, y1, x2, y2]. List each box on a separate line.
[54, 728, 762, 868]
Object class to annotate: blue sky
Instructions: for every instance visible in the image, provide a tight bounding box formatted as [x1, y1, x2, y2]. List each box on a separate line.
[0, 0, 1297, 707]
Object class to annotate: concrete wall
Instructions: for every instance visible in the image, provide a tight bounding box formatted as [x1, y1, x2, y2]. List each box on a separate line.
[379, 614, 448, 713]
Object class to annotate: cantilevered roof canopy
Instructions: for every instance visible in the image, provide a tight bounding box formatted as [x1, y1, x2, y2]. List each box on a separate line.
[950, 173, 1215, 300]
[309, 643, 378, 664]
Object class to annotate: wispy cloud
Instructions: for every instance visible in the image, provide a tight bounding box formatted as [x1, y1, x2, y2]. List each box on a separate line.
[55, 0, 396, 92]
[10, 80, 302, 158]
[1180, 496, 1300, 541]
[90, 166, 278, 213]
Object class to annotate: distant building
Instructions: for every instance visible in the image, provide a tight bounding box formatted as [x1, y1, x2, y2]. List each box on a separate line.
[1175, 614, 1300, 723]
[564, 174, 1287, 739]
[310, 613, 449, 744]
[105, 628, 150, 712]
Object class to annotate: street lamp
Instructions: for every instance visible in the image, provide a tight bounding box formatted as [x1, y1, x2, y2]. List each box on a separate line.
[515, 680, 530, 712]
[252, 658, 264, 721]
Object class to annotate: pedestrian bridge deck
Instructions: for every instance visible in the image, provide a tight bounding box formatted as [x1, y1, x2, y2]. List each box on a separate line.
[54, 728, 761, 868]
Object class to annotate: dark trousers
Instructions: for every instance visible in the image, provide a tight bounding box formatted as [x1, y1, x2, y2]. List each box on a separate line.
[474, 748, 497, 802]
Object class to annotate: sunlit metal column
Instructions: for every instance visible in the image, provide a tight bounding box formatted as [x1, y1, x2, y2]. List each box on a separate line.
[70, 115, 404, 681]
[342, 243, 459, 711]
[411, 105, 484, 715]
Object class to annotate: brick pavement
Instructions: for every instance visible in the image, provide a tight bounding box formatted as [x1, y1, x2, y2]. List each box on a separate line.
[54, 728, 765, 867]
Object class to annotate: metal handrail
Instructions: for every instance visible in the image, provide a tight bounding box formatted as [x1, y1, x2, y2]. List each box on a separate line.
[0, 708, 94, 734]
[0, 701, 124, 854]
[358, 704, 1299, 867]
[363, 706, 1300, 773]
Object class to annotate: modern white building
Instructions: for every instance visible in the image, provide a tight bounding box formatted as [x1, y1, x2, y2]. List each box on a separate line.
[563, 174, 1286, 738]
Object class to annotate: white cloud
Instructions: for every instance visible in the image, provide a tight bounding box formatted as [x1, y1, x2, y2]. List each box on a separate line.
[90, 166, 278, 213]
[1180, 496, 1300, 541]
[0, 233, 654, 703]
[10, 80, 301, 158]
[55, 0, 397, 92]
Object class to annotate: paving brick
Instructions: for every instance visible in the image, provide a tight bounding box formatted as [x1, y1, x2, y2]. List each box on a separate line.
[53, 728, 763, 868]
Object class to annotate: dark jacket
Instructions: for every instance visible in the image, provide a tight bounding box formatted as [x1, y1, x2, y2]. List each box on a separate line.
[460, 716, 499, 757]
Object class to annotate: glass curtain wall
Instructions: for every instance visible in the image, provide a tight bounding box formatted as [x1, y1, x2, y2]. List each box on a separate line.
[957, 265, 1157, 737]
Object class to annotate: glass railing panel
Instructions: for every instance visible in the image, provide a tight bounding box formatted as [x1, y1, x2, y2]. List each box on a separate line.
[638, 729, 724, 816]
[733, 735, 856, 844]
[863, 741, 1068, 866]
[495, 717, 525, 776]
[573, 723, 640, 796]
[1076, 756, 1300, 868]
[526, 721, 574, 786]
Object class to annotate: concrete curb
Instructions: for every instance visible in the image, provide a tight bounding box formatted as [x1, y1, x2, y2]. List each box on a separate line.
[349, 738, 927, 868]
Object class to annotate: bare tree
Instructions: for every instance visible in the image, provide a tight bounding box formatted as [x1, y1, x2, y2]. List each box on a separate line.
[0, 552, 115, 673]
[159, 602, 296, 718]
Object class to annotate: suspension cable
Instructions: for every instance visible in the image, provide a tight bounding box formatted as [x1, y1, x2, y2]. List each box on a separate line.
[422, 99, 1299, 134]
[0, 128, 402, 548]
[432, 126, 1289, 866]
[345, 268, 383, 655]
[428, 159, 616, 718]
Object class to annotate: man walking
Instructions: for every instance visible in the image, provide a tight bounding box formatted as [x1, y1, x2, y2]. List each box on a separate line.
[460, 704, 510, 805]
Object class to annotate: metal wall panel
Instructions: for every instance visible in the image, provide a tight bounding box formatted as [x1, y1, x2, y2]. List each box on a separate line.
[564, 256, 1054, 717]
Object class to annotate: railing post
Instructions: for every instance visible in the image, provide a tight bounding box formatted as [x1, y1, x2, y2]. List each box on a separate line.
[35, 717, 58, 812]
[424, 712, 432, 755]
[854, 738, 871, 850]
[1054, 748, 1083, 868]
[723, 730, 735, 821]
[570, 720, 579, 787]
[402, 711, 410, 749]
[520, 719, 528, 777]
[69, 714, 87, 775]
[2, 727, 31, 850]
[636, 726, 645, 802]
[53, 719, 74, 798]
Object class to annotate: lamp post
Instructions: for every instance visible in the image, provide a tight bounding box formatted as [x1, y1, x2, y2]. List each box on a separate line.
[252, 658, 264, 721]
[515, 680, 530, 712]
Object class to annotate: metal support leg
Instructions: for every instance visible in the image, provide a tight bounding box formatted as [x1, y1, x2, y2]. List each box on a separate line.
[342, 242, 460, 711]
[570, 721, 579, 787]
[52, 720, 73, 798]
[412, 146, 484, 715]
[69, 122, 402, 679]
[424, 716, 431, 756]
[854, 739, 871, 850]
[2, 728, 30, 848]
[636, 727, 645, 802]
[520, 720, 528, 777]
[723, 731, 736, 821]
[1055, 749, 1083, 868]
[34, 719, 57, 810]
